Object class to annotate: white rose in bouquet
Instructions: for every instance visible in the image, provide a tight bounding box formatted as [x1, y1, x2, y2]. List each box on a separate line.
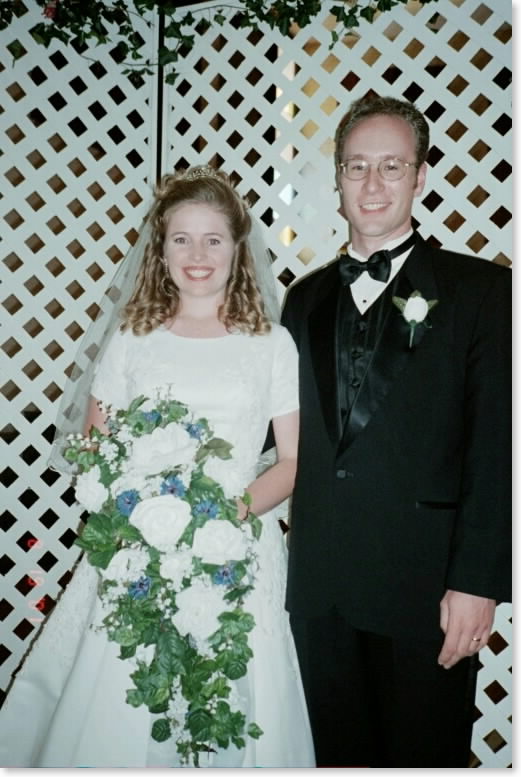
[75, 465, 108, 513]
[110, 471, 149, 499]
[129, 425, 198, 477]
[102, 547, 150, 583]
[172, 577, 225, 643]
[203, 456, 246, 499]
[192, 519, 249, 565]
[130, 495, 191, 553]
[160, 547, 194, 591]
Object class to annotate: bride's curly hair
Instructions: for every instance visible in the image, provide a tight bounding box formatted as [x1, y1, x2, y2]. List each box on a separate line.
[121, 166, 271, 335]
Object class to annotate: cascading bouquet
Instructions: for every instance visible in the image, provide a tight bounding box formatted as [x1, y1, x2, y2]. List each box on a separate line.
[63, 393, 263, 766]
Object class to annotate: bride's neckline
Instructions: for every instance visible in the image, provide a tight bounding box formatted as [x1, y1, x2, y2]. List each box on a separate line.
[159, 321, 237, 340]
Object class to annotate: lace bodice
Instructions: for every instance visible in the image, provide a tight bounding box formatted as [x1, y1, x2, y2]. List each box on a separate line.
[92, 324, 298, 486]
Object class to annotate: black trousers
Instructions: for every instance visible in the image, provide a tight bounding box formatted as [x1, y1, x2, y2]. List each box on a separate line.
[290, 609, 478, 767]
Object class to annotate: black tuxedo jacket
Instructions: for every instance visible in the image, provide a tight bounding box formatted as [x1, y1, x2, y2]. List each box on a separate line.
[282, 236, 511, 639]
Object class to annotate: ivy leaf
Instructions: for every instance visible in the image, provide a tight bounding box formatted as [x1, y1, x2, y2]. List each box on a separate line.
[187, 707, 213, 740]
[203, 438, 234, 460]
[126, 688, 144, 708]
[247, 722, 263, 739]
[151, 718, 172, 742]
[220, 654, 248, 680]
[120, 644, 136, 659]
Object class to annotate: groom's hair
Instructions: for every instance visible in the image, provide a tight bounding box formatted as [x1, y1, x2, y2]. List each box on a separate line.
[334, 94, 430, 169]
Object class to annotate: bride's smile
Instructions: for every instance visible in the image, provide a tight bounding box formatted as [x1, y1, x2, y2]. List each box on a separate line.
[163, 202, 235, 304]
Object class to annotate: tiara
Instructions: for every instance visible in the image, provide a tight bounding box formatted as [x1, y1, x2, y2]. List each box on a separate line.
[183, 165, 222, 182]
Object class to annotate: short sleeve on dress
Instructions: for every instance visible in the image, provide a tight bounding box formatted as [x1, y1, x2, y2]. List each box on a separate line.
[270, 325, 299, 419]
[90, 329, 131, 410]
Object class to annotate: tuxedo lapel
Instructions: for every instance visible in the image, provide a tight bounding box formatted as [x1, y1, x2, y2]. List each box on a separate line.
[338, 238, 439, 457]
[308, 269, 342, 446]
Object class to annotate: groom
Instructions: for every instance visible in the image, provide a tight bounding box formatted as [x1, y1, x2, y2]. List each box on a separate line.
[282, 95, 511, 767]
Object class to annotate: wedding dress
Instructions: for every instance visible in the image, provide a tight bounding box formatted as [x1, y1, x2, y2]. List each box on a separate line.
[0, 324, 315, 767]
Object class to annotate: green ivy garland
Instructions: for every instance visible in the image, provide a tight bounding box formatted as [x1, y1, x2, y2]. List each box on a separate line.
[1, 1, 439, 84]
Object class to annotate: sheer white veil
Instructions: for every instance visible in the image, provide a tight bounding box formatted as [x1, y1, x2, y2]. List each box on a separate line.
[47, 169, 281, 475]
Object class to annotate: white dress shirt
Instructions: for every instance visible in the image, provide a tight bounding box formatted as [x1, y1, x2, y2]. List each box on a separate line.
[346, 229, 414, 314]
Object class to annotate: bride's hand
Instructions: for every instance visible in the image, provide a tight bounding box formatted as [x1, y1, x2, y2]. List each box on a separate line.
[236, 499, 250, 521]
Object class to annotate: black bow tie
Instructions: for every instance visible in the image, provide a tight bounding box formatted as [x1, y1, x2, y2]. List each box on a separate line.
[339, 232, 417, 286]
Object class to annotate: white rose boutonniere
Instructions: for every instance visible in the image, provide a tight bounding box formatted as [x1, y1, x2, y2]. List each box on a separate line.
[393, 290, 438, 347]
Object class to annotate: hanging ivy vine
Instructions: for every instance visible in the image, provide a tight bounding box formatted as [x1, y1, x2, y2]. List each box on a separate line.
[1, 0, 440, 84]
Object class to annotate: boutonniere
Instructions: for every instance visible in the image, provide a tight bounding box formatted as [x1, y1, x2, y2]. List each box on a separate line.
[392, 290, 438, 348]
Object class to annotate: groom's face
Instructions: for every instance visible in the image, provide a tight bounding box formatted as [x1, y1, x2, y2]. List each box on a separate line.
[338, 113, 426, 253]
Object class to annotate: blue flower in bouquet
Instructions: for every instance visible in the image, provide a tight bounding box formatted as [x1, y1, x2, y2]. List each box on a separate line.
[194, 499, 219, 519]
[116, 489, 140, 516]
[186, 422, 205, 440]
[142, 410, 161, 424]
[213, 563, 238, 586]
[160, 474, 186, 498]
[128, 575, 151, 600]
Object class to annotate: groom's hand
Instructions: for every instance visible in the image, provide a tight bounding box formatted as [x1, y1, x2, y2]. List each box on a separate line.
[438, 589, 495, 669]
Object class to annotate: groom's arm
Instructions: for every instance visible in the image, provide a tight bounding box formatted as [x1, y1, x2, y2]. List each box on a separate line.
[438, 265, 511, 667]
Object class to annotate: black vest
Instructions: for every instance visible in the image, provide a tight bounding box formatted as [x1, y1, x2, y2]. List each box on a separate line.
[335, 275, 401, 432]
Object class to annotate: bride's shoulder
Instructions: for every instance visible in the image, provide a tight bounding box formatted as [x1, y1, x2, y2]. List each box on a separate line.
[260, 323, 298, 359]
[267, 321, 296, 345]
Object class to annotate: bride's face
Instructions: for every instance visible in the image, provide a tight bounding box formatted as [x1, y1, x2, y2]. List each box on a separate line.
[163, 202, 235, 304]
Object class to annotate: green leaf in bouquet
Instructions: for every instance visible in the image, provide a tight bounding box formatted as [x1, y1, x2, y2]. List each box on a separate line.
[223, 584, 254, 603]
[219, 609, 255, 634]
[150, 686, 170, 708]
[120, 644, 137, 659]
[200, 674, 230, 701]
[113, 625, 138, 647]
[246, 512, 263, 541]
[189, 470, 223, 492]
[127, 395, 147, 413]
[83, 547, 117, 570]
[142, 621, 162, 646]
[117, 522, 143, 543]
[247, 722, 263, 739]
[187, 707, 213, 740]
[151, 718, 172, 743]
[149, 699, 169, 714]
[77, 448, 97, 470]
[214, 701, 245, 742]
[63, 446, 79, 463]
[203, 437, 234, 460]
[178, 509, 213, 547]
[156, 629, 193, 676]
[218, 653, 247, 680]
[159, 399, 189, 424]
[126, 688, 144, 708]
[182, 661, 215, 698]
[77, 512, 117, 547]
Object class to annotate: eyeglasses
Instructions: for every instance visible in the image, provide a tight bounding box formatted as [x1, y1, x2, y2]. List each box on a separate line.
[339, 157, 417, 181]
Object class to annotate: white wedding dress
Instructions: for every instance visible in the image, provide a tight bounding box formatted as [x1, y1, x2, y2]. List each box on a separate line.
[0, 324, 315, 768]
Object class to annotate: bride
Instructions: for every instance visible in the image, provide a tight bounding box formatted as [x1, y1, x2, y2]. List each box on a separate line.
[0, 165, 315, 767]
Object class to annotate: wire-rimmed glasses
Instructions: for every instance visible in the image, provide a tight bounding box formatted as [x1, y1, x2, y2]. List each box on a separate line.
[339, 157, 418, 181]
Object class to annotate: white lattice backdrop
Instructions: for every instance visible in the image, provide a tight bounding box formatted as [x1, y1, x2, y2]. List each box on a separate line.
[0, 0, 511, 768]
[0, 0, 159, 710]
